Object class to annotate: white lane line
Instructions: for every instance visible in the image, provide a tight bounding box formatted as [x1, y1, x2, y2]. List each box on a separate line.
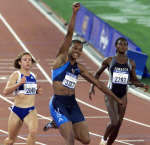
[89, 132, 134, 145]
[119, 139, 144, 142]
[85, 116, 109, 119]
[14, 143, 26, 145]
[77, 98, 150, 128]
[0, 13, 52, 85]
[0, 129, 46, 145]
[0, 94, 133, 145]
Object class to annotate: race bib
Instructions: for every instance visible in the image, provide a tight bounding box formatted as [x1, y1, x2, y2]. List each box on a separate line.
[112, 71, 129, 85]
[62, 72, 77, 89]
[24, 83, 37, 95]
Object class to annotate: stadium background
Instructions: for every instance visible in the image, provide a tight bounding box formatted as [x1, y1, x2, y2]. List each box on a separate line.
[41, 0, 150, 88]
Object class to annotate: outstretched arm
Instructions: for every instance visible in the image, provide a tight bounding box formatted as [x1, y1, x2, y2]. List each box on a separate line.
[79, 63, 122, 104]
[89, 58, 110, 99]
[56, 2, 80, 57]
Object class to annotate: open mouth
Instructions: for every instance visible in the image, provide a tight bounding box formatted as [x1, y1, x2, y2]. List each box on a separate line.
[73, 52, 79, 58]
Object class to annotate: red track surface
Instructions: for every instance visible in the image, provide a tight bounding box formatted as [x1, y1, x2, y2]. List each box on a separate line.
[0, 0, 150, 144]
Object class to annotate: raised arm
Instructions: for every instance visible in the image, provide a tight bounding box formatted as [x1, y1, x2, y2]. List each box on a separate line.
[78, 63, 122, 104]
[56, 2, 80, 57]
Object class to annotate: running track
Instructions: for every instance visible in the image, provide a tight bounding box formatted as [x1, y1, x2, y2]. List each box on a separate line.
[0, 0, 150, 144]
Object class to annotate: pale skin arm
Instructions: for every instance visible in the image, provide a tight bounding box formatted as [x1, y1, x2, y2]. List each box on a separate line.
[78, 63, 122, 104]
[3, 72, 26, 96]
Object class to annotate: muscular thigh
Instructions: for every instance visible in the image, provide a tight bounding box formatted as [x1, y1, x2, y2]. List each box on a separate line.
[73, 121, 89, 139]
[8, 111, 23, 138]
[24, 109, 38, 131]
[105, 95, 127, 124]
[105, 96, 119, 124]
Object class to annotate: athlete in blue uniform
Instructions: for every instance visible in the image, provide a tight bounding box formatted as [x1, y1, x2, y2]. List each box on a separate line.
[44, 3, 123, 145]
[3, 52, 42, 145]
[89, 37, 149, 145]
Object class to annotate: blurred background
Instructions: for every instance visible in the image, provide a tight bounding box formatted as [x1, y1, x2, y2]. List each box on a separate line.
[41, 0, 150, 90]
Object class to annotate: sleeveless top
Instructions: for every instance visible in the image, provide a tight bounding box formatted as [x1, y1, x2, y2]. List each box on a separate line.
[15, 71, 37, 95]
[52, 61, 80, 89]
[108, 57, 132, 98]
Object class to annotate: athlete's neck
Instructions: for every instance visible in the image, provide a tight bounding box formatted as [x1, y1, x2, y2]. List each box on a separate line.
[116, 52, 126, 57]
[19, 69, 30, 76]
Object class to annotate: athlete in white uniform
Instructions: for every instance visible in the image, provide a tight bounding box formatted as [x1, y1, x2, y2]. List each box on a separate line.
[3, 52, 42, 145]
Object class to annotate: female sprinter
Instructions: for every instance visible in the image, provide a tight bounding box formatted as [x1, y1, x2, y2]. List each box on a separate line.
[3, 52, 42, 145]
[44, 2, 123, 145]
[89, 37, 149, 145]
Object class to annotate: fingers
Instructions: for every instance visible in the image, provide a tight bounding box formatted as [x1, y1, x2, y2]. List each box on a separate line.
[21, 76, 26, 84]
[73, 2, 80, 7]
[73, 2, 80, 10]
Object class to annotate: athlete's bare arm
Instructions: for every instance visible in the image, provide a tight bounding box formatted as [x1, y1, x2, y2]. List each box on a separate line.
[78, 63, 122, 104]
[3, 72, 26, 96]
[130, 60, 149, 91]
[53, 3, 80, 70]
[89, 57, 112, 98]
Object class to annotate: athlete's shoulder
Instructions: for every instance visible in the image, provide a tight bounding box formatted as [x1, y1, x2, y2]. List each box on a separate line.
[30, 71, 36, 78]
[12, 70, 20, 77]
[53, 54, 68, 70]
[127, 58, 135, 66]
[9, 70, 19, 81]
[103, 57, 113, 65]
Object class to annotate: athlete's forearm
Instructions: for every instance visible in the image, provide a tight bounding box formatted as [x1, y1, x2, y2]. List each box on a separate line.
[3, 83, 22, 96]
[96, 81, 121, 103]
[67, 11, 77, 35]
[130, 80, 145, 88]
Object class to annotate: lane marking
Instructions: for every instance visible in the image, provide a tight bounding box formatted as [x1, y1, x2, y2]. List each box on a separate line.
[85, 116, 109, 119]
[0, 94, 134, 145]
[77, 98, 150, 128]
[0, 14, 52, 85]
[89, 132, 133, 145]
[0, 129, 46, 145]
[119, 139, 144, 142]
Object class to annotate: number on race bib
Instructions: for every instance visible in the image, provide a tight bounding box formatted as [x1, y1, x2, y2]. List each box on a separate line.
[62, 72, 77, 89]
[24, 84, 37, 95]
[112, 71, 129, 85]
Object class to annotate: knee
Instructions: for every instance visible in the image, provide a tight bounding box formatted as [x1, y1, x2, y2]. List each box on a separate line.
[4, 137, 15, 145]
[79, 136, 91, 144]
[28, 129, 37, 139]
[82, 137, 91, 144]
[66, 134, 74, 144]
[111, 120, 121, 128]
